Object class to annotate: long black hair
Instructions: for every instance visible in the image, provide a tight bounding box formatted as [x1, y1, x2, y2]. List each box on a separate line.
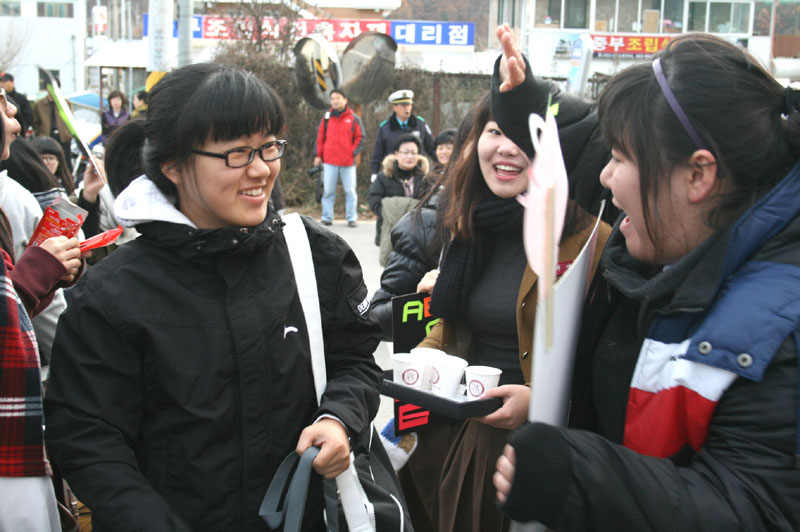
[104, 118, 145, 197]
[599, 33, 800, 242]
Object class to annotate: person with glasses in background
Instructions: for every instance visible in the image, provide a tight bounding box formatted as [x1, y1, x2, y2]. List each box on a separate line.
[368, 133, 431, 253]
[44, 63, 384, 531]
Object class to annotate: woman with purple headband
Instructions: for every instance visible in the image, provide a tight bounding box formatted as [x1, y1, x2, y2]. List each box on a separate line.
[492, 30, 800, 530]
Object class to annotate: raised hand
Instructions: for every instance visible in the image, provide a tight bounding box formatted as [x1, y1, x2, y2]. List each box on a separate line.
[496, 24, 526, 93]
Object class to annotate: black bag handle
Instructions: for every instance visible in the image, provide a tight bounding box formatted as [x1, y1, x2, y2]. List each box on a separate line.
[260, 446, 321, 531]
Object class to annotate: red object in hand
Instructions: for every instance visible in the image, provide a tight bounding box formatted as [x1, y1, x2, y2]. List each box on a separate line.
[79, 225, 124, 252]
[29, 198, 88, 247]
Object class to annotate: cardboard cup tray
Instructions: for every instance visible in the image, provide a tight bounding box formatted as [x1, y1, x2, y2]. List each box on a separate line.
[380, 370, 503, 419]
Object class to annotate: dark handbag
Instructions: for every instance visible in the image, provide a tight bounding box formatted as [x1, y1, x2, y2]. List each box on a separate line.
[260, 432, 413, 532]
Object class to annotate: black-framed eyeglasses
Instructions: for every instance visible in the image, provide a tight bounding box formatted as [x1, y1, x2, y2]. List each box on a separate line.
[191, 139, 287, 168]
[0, 88, 7, 113]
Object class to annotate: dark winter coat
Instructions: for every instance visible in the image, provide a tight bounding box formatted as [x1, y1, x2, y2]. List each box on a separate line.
[370, 113, 434, 174]
[370, 190, 441, 339]
[100, 107, 130, 145]
[368, 155, 430, 247]
[44, 194, 382, 531]
[501, 164, 800, 531]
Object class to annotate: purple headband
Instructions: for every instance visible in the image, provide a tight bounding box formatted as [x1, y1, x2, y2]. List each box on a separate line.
[652, 58, 707, 150]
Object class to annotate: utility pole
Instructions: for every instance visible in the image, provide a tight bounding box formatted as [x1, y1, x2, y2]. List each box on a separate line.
[178, 0, 193, 67]
[769, 0, 779, 74]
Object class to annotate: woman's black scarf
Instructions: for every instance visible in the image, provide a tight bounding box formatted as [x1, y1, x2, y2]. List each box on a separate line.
[429, 193, 524, 320]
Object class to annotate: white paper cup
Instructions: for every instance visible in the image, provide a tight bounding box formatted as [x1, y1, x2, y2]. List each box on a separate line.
[410, 347, 447, 390]
[465, 366, 502, 400]
[429, 354, 468, 398]
[392, 352, 428, 389]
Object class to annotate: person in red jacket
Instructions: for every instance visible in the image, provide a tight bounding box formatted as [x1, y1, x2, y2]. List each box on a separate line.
[313, 89, 364, 227]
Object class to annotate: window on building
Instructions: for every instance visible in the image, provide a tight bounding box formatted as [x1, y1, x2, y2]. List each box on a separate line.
[753, 1, 771, 36]
[38, 69, 59, 92]
[663, 0, 684, 31]
[496, 0, 518, 27]
[37, 2, 74, 17]
[731, 2, 751, 32]
[565, 0, 589, 28]
[688, 1, 708, 30]
[689, 1, 750, 32]
[535, 0, 749, 33]
[0, 0, 20, 15]
[618, 0, 639, 31]
[595, 0, 616, 31]
[534, 0, 560, 26]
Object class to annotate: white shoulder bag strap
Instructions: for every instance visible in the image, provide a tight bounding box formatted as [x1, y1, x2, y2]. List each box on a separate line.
[282, 214, 376, 532]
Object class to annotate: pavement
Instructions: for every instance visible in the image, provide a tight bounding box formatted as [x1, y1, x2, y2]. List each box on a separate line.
[311, 217, 395, 430]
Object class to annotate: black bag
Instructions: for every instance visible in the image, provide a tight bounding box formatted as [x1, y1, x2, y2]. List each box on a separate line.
[260, 427, 413, 532]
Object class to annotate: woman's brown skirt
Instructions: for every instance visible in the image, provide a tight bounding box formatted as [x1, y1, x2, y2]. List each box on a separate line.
[398, 418, 511, 532]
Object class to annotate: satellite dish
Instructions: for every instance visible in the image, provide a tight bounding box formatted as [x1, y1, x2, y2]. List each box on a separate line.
[293, 34, 343, 110]
[340, 32, 397, 104]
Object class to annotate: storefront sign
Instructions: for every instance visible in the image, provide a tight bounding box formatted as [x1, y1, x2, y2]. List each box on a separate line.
[591, 34, 673, 57]
[144, 14, 474, 47]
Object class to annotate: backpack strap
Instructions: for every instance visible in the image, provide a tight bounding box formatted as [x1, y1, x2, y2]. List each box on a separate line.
[282, 213, 327, 404]
[323, 111, 331, 145]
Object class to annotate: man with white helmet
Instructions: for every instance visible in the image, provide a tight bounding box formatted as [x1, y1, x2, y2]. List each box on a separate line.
[369, 89, 434, 182]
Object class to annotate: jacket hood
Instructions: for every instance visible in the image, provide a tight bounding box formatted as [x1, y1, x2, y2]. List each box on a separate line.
[381, 154, 429, 178]
[113, 174, 281, 256]
[114, 175, 196, 228]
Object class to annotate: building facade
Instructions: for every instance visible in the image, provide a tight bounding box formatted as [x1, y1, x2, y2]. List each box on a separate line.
[491, 0, 800, 81]
[0, 0, 86, 96]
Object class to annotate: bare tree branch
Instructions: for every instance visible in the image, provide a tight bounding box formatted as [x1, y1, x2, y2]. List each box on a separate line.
[0, 23, 32, 73]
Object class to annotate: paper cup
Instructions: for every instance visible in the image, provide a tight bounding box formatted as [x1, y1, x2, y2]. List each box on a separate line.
[429, 354, 468, 398]
[410, 347, 447, 390]
[392, 352, 428, 389]
[465, 366, 502, 400]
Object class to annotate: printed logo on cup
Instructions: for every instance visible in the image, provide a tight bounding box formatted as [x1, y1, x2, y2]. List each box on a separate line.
[468, 379, 485, 398]
[402, 368, 420, 386]
[431, 367, 440, 384]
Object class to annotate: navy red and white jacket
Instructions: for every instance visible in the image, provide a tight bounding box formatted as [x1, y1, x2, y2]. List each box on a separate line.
[315, 106, 364, 167]
[500, 163, 800, 530]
